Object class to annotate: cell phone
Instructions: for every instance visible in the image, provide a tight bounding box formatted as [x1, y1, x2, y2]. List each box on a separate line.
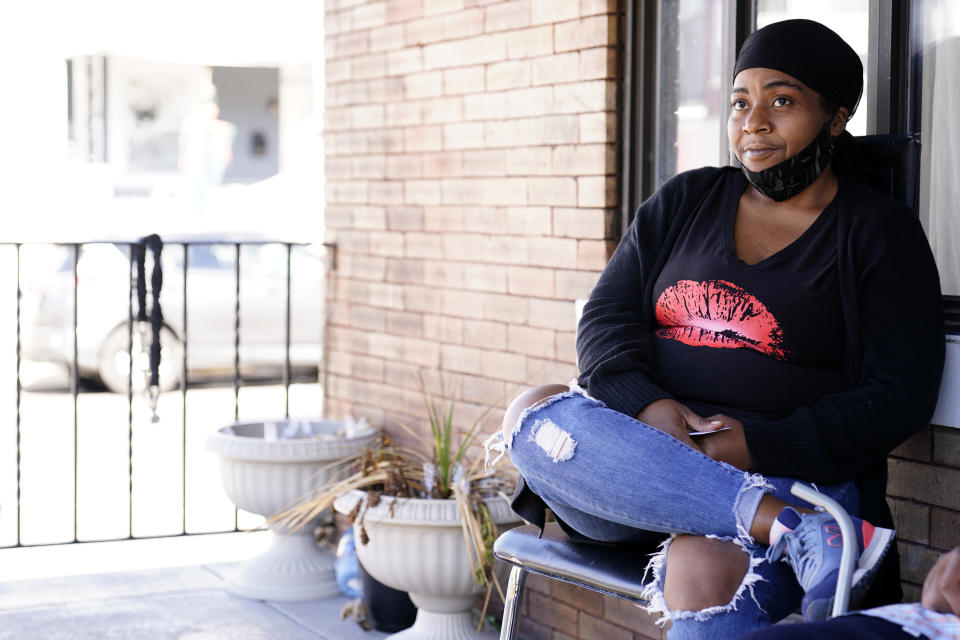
[688, 426, 732, 437]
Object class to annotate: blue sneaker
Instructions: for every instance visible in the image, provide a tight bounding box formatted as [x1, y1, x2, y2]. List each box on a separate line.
[766, 507, 895, 622]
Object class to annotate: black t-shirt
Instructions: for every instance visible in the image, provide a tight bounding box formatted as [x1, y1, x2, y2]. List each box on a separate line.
[652, 171, 846, 416]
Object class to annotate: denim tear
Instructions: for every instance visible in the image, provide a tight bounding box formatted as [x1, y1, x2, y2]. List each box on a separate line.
[733, 471, 776, 547]
[639, 534, 767, 626]
[529, 419, 577, 463]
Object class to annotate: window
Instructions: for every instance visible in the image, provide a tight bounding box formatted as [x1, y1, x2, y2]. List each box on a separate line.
[915, 1, 960, 298]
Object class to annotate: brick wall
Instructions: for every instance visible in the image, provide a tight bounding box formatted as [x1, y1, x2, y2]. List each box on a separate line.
[888, 425, 960, 601]
[322, 0, 618, 437]
[322, 2, 957, 639]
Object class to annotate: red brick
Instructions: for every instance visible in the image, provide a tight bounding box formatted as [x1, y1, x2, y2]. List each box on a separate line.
[578, 239, 613, 270]
[442, 177, 527, 206]
[442, 232, 485, 261]
[421, 260, 464, 288]
[508, 206, 553, 235]
[463, 262, 507, 292]
[422, 96, 463, 123]
[368, 128, 405, 153]
[460, 33, 509, 66]
[443, 65, 486, 95]
[531, 0, 578, 24]
[441, 344, 485, 372]
[352, 53, 388, 80]
[462, 207, 505, 233]
[422, 314, 464, 343]
[405, 15, 447, 46]
[387, 206, 424, 230]
[369, 24, 405, 52]
[888, 497, 929, 545]
[352, 155, 387, 179]
[462, 149, 506, 176]
[351, 305, 387, 331]
[528, 177, 578, 207]
[386, 0, 423, 23]
[423, 0, 464, 16]
[933, 426, 960, 466]
[549, 581, 604, 617]
[578, 176, 617, 208]
[443, 288, 487, 319]
[506, 25, 554, 59]
[481, 349, 528, 383]
[518, 617, 552, 640]
[386, 257, 424, 283]
[580, 45, 616, 79]
[443, 122, 486, 149]
[528, 236, 578, 268]
[507, 147, 553, 175]
[404, 284, 444, 313]
[555, 15, 617, 52]
[487, 59, 531, 91]
[508, 325, 555, 359]
[931, 508, 960, 550]
[403, 336, 441, 366]
[482, 292, 530, 325]
[579, 0, 617, 16]
[483, 235, 529, 264]
[505, 86, 555, 117]
[422, 151, 464, 178]
[463, 319, 507, 350]
[508, 265, 555, 297]
[405, 70, 444, 99]
[553, 207, 610, 239]
[443, 7, 483, 38]
[527, 590, 578, 630]
[405, 232, 445, 259]
[404, 179, 442, 204]
[404, 125, 444, 151]
[368, 332, 406, 360]
[464, 92, 507, 120]
[387, 48, 423, 76]
[556, 269, 599, 299]
[579, 611, 633, 640]
[528, 298, 576, 331]
[532, 52, 579, 86]
[368, 77, 406, 103]
[579, 112, 616, 143]
[423, 205, 466, 231]
[897, 540, 942, 585]
[553, 143, 612, 176]
[888, 459, 960, 510]
[423, 39, 466, 70]
[485, 0, 531, 33]
[352, 354, 386, 381]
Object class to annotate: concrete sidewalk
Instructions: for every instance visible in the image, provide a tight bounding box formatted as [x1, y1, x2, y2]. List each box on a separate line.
[0, 562, 389, 640]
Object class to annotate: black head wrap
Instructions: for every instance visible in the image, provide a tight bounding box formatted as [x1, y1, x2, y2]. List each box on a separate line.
[734, 19, 863, 117]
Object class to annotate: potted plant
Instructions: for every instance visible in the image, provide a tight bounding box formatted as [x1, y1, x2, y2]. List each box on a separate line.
[275, 373, 521, 640]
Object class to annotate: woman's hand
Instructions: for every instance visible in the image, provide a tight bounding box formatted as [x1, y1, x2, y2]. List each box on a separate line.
[635, 399, 726, 453]
[922, 546, 960, 616]
[698, 414, 754, 471]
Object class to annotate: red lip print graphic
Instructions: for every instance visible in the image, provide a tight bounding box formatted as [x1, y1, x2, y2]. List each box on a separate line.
[655, 280, 787, 359]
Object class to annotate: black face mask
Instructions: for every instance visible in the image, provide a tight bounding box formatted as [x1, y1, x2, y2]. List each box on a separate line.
[739, 120, 835, 202]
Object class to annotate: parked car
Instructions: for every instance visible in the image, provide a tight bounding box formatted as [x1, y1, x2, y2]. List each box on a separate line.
[21, 241, 324, 393]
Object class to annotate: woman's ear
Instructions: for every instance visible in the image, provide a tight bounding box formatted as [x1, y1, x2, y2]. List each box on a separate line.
[830, 107, 850, 136]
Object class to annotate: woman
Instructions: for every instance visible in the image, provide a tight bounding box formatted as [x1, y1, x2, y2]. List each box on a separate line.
[486, 19, 944, 639]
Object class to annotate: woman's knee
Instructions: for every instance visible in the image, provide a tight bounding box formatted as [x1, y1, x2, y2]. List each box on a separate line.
[501, 383, 569, 436]
[663, 535, 751, 611]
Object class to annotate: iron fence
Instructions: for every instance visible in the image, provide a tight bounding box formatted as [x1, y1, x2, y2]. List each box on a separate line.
[2, 239, 328, 548]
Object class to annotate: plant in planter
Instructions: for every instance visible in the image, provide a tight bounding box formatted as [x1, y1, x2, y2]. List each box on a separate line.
[275, 373, 521, 640]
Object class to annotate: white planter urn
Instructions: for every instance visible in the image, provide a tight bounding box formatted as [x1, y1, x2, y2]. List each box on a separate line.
[334, 489, 521, 640]
[206, 420, 376, 601]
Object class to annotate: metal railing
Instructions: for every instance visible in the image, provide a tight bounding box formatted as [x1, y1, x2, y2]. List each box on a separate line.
[3, 238, 328, 548]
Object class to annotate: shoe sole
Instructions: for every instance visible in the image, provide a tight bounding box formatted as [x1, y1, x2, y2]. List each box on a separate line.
[802, 526, 895, 622]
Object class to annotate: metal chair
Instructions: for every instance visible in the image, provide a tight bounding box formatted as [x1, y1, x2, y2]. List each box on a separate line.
[494, 482, 859, 640]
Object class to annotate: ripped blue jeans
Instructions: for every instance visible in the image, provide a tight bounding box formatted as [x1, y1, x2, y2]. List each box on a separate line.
[487, 387, 859, 640]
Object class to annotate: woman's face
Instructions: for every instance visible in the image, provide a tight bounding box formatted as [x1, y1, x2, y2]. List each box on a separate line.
[727, 67, 838, 173]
